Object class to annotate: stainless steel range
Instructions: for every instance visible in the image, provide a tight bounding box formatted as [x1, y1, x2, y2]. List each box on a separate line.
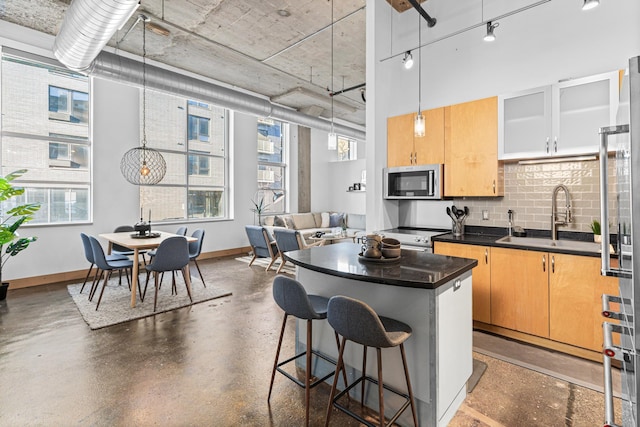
[376, 227, 448, 252]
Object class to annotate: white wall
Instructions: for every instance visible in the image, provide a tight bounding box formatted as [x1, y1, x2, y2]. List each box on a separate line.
[310, 127, 367, 215]
[367, 0, 640, 231]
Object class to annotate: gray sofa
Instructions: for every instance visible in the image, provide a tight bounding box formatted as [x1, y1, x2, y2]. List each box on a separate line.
[262, 212, 366, 244]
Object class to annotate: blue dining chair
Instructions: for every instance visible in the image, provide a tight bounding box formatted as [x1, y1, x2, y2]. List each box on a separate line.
[79, 233, 128, 295]
[188, 229, 206, 287]
[88, 235, 136, 311]
[143, 236, 192, 312]
[112, 225, 148, 265]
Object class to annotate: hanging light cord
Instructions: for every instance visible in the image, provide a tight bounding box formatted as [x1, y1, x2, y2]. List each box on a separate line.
[417, 10, 421, 116]
[330, 0, 334, 135]
[141, 17, 147, 149]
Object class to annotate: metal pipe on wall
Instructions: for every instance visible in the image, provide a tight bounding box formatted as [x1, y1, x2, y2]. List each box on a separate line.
[90, 51, 366, 141]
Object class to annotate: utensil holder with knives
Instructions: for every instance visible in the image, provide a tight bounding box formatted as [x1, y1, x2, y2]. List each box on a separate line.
[447, 205, 468, 237]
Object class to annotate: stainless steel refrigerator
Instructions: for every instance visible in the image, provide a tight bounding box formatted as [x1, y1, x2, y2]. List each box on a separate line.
[599, 56, 639, 427]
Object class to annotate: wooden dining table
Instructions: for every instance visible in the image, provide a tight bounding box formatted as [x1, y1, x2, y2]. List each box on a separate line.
[98, 231, 198, 308]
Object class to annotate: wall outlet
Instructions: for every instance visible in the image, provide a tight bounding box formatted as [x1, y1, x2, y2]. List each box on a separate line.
[482, 210, 489, 220]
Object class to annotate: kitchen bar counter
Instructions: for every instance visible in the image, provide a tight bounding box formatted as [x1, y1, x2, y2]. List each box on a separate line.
[283, 242, 477, 288]
[285, 243, 476, 426]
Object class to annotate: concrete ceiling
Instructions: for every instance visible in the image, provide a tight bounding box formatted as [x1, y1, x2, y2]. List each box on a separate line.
[1, 0, 369, 127]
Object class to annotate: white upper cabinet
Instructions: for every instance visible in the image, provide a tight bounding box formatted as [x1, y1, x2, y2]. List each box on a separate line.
[499, 71, 619, 160]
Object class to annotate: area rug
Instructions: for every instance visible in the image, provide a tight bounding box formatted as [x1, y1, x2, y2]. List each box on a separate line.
[67, 275, 231, 330]
[235, 255, 296, 275]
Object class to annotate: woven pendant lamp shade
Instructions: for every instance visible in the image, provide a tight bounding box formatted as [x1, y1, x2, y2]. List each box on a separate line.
[120, 146, 166, 185]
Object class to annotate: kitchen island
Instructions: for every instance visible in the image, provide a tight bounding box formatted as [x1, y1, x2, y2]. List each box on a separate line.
[283, 243, 477, 427]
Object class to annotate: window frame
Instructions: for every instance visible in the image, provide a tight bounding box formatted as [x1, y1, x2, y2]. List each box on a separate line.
[256, 118, 288, 215]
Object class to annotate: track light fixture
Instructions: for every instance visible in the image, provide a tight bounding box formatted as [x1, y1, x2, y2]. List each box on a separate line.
[484, 21, 499, 42]
[403, 51, 414, 70]
[582, 0, 600, 10]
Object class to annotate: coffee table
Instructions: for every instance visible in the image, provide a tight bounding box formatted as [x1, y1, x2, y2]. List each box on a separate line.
[309, 233, 355, 244]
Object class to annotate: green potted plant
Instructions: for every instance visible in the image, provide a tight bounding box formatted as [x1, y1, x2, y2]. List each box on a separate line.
[590, 219, 601, 243]
[0, 169, 41, 300]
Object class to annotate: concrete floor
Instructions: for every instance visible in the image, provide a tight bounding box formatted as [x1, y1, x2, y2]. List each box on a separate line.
[0, 256, 622, 426]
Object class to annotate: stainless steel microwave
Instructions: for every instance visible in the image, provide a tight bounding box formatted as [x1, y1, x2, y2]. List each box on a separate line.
[383, 164, 444, 200]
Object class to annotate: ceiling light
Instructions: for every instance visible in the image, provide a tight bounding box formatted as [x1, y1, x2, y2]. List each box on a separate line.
[582, 0, 600, 10]
[484, 21, 499, 42]
[121, 15, 167, 185]
[403, 51, 414, 70]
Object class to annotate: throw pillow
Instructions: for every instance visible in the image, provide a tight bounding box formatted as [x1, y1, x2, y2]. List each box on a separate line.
[321, 212, 330, 228]
[329, 213, 344, 228]
[284, 216, 295, 229]
[273, 215, 286, 227]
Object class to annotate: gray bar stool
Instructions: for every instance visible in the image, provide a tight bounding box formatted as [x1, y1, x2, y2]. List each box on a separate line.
[269, 276, 346, 427]
[325, 295, 419, 427]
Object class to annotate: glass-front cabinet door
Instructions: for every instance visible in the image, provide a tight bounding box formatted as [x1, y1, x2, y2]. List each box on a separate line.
[499, 86, 552, 160]
[499, 71, 619, 160]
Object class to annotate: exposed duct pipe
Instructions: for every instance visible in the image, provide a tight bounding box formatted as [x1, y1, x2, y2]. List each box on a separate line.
[90, 51, 366, 140]
[53, 0, 140, 71]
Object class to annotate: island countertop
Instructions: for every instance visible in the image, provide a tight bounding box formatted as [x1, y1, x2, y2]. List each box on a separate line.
[283, 242, 477, 289]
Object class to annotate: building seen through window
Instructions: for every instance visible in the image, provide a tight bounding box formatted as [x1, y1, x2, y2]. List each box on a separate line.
[1, 53, 91, 224]
[337, 135, 357, 161]
[140, 92, 228, 222]
[256, 118, 287, 215]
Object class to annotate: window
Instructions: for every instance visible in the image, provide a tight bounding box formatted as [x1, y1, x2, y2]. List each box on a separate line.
[256, 118, 287, 214]
[139, 91, 227, 222]
[188, 115, 210, 142]
[337, 135, 357, 161]
[1, 53, 91, 224]
[48, 85, 89, 123]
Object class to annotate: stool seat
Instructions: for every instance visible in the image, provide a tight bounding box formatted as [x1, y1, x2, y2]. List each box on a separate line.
[268, 276, 346, 427]
[325, 295, 419, 427]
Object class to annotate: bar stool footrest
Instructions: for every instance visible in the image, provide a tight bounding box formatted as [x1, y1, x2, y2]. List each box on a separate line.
[276, 349, 337, 389]
[332, 374, 411, 427]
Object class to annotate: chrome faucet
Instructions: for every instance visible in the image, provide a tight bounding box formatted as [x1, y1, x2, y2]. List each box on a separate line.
[507, 209, 514, 236]
[551, 184, 572, 241]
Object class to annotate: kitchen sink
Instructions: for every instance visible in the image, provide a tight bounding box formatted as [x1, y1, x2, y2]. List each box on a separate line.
[495, 235, 604, 253]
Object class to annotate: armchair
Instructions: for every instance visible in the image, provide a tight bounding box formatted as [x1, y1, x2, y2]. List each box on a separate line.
[273, 228, 324, 274]
[245, 225, 280, 271]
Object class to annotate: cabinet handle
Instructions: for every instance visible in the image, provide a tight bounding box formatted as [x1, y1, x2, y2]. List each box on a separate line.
[554, 137, 558, 153]
[484, 249, 488, 264]
[545, 137, 550, 153]
[542, 255, 546, 272]
[552, 255, 555, 273]
[493, 180, 496, 194]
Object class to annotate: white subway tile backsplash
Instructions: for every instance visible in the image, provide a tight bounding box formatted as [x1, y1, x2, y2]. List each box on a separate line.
[457, 159, 616, 233]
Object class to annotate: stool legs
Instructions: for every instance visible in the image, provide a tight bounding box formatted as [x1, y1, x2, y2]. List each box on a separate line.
[305, 319, 312, 427]
[325, 335, 347, 427]
[268, 313, 288, 402]
[325, 339, 419, 427]
[400, 343, 419, 427]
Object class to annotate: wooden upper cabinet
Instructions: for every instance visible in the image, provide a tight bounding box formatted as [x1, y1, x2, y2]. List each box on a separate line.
[387, 108, 445, 167]
[387, 113, 415, 167]
[444, 96, 503, 197]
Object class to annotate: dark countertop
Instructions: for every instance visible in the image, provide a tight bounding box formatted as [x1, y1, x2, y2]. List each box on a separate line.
[432, 229, 611, 258]
[283, 243, 478, 290]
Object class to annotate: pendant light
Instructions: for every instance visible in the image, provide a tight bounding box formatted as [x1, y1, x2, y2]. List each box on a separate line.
[327, 0, 337, 150]
[120, 14, 167, 185]
[414, 11, 425, 138]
